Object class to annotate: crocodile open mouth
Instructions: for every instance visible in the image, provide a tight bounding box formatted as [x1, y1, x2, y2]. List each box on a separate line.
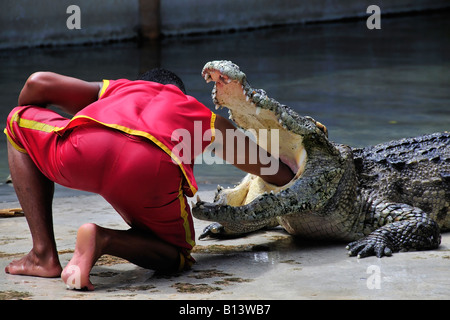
[192, 61, 338, 237]
[199, 60, 326, 207]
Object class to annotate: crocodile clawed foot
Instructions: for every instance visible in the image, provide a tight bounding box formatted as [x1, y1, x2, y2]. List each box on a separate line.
[346, 234, 393, 258]
[198, 222, 225, 240]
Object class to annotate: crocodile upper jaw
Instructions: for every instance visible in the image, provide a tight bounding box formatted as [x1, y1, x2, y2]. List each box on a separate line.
[194, 60, 336, 218]
[203, 61, 310, 178]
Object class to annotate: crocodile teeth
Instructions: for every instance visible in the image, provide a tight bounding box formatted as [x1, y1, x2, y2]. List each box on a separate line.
[204, 73, 212, 83]
[219, 75, 231, 84]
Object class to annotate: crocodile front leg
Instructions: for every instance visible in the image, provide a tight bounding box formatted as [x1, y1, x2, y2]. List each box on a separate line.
[346, 202, 441, 258]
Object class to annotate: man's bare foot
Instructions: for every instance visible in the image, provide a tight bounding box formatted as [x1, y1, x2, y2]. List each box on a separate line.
[5, 249, 62, 278]
[61, 223, 104, 291]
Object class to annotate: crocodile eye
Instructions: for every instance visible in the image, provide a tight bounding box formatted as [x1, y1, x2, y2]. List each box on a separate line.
[316, 121, 328, 137]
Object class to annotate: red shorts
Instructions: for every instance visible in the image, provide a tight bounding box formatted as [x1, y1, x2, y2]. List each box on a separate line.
[5, 106, 196, 267]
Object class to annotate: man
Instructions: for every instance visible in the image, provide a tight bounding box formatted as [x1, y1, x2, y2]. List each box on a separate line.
[4, 68, 294, 290]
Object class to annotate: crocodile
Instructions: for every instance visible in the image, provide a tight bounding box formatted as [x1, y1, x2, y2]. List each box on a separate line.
[192, 60, 449, 258]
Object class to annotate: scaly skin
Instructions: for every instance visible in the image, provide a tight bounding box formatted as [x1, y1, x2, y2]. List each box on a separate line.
[193, 60, 449, 258]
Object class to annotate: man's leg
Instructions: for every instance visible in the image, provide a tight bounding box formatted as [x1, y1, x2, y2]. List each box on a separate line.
[5, 141, 62, 277]
[61, 223, 180, 291]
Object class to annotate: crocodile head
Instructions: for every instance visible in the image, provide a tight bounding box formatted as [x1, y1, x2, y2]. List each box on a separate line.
[193, 60, 353, 237]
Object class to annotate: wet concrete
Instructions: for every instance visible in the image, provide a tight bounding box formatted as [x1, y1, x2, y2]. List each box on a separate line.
[0, 191, 448, 300]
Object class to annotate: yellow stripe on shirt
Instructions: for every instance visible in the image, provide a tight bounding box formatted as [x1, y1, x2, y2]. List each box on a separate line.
[178, 180, 195, 249]
[98, 79, 110, 98]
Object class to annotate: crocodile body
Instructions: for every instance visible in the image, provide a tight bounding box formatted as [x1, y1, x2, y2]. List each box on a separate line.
[193, 60, 449, 258]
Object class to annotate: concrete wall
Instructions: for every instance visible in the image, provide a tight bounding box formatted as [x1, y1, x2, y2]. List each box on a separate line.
[1, 0, 449, 49]
[0, 0, 139, 49]
[160, 0, 450, 35]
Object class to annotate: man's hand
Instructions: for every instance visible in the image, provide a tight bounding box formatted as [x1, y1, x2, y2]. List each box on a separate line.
[18, 72, 103, 116]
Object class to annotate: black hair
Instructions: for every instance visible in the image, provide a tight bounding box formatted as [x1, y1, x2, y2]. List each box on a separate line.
[137, 68, 186, 94]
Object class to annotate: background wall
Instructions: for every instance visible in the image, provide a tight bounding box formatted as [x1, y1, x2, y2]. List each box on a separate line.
[160, 0, 449, 35]
[1, 0, 449, 49]
[0, 0, 139, 49]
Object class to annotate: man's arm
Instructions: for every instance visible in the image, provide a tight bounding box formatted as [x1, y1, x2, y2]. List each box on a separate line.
[18, 72, 103, 116]
[213, 115, 294, 186]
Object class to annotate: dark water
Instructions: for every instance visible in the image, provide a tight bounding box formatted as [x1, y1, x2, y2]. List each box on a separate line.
[0, 12, 449, 202]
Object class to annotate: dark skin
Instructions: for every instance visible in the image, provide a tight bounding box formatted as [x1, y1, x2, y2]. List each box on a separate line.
[5, 72, 294, 290]
[17, 72, 102, 113]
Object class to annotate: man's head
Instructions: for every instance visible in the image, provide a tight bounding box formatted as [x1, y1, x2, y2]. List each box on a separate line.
[137, 68, 186, 94]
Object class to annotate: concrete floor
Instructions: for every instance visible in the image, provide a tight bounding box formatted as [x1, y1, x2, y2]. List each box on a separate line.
[0, 191, 449, 300]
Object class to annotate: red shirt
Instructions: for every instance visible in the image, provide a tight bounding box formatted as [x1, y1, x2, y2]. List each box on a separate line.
[55, 79, 216, 197]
